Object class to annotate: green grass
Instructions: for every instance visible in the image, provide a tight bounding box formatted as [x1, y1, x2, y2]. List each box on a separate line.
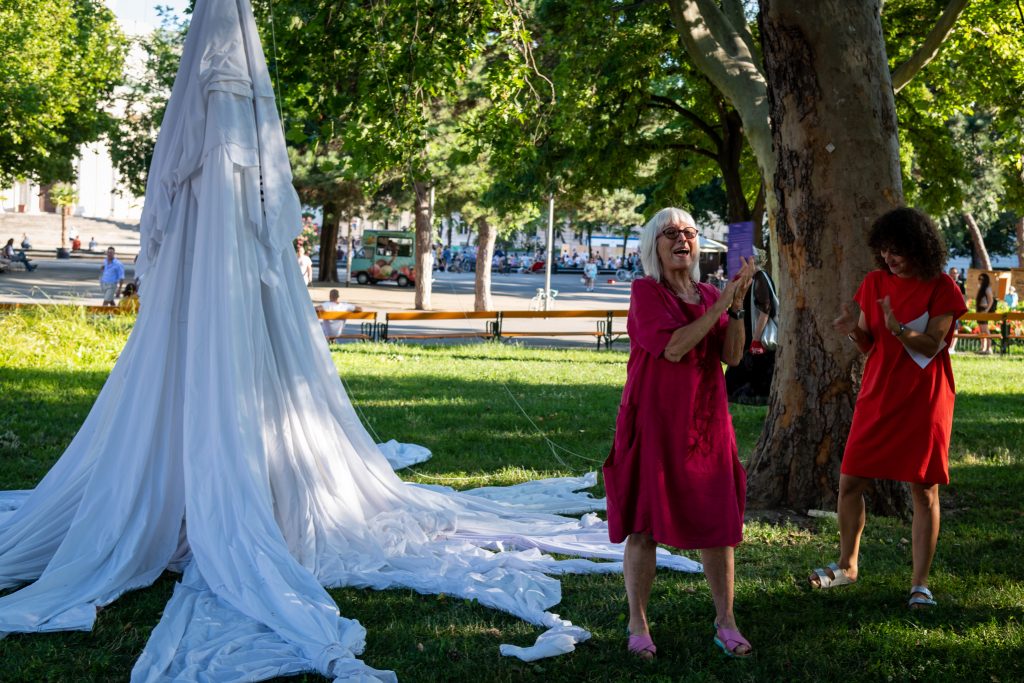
[1, 308, 1022, 682]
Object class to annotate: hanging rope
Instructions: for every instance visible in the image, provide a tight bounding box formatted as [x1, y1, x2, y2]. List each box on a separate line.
[266, 0, 286, 130]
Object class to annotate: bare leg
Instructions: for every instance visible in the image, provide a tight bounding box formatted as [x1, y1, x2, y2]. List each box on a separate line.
[624, 532, 657, 643]
[702, 546, 750, 655]
[979, 323, 990, 353]
[810, 474, 871, 585]
[910, 482, 940, 594]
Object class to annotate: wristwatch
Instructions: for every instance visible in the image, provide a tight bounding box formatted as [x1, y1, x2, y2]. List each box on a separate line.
[892, 323, 906, 337]
[727, 307, 745, 320]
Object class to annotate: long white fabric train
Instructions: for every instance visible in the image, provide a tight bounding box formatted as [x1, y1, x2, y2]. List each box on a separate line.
[0, 1, 700, 680]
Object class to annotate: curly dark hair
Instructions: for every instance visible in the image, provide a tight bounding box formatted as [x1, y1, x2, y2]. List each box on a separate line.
[867, 207, 946, 280]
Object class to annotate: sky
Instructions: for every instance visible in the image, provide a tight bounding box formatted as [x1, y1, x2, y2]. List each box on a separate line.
[104, 1, 190, 34]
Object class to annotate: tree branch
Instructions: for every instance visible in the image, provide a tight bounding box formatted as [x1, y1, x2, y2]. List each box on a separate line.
[720, 0, 760, 64]
[647, 94, 723, 148]
[665, 0, 773, 179]
[891, 0, 970, 93]
[663, 142, 719, 160]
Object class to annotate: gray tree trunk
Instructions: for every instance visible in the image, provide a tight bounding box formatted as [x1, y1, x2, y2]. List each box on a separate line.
[964, 212, 992, 270]
[474, 218, 496, 311]
[413, 181, 433, 310]
[1016, 216, 1024, 268]
[746, 0, 910, 516]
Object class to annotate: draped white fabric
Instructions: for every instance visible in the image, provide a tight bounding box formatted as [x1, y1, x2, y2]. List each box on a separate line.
[0, 1, 700, 680]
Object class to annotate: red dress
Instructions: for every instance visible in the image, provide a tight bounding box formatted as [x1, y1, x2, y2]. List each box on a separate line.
[842, 271, 967, 485]
[603, 278, 746, 549]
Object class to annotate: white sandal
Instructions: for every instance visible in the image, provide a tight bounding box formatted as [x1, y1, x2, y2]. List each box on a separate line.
[809, 562, 856, 589]
[908, 585, 937, 608]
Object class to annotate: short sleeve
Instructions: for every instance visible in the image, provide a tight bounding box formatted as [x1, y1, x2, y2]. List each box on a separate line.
[627, 279, 679, 358]
[931, 274, 969, 321]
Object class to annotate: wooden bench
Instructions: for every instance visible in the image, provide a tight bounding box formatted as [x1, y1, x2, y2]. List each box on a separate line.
[316, 309, 379, 342]
[381, 310, 499, 342]
[953, 312, 1022, 354]
[495, 309, 629, 349]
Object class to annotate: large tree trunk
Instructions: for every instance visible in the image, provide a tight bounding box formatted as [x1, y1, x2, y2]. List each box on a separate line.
[413, 181, 433, 310]
[317, 200, 341, 283]
[474, 218, 496, 311]
[746, 0, 910, 516]
[964, 212, 992, 270]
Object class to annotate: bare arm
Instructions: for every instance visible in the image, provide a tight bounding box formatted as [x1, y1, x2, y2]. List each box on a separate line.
[835, 303, 873, 354]
[720, 314, 746, 367]
[879, 296, 953, 358]
[662, 294, 731, 363]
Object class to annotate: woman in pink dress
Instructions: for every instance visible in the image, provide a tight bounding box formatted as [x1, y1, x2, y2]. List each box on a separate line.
[604, 207, 755, 659]
[809, 207, 966, 609]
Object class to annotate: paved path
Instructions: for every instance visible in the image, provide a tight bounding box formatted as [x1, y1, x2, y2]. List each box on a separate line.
[2, 215, 635, 345]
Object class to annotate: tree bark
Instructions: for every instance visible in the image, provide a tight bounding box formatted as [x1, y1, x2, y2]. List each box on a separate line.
[1016, 215, 1024, 268]
[719, 105, 751, 223]
[746, 0, 910, 517]
[964, 212, 992, 270]
[317, 200, 341, 283]
[413, 181, 434, 310]
[474, 217, 496, 311]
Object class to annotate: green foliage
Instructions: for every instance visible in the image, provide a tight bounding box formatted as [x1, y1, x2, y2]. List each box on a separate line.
[887, 0, 1024, 251]
[1, 309, 1023, 681]
[47, 182, 78, 209]
[0, 0, 127, 185]
[107, 8, 188, 197]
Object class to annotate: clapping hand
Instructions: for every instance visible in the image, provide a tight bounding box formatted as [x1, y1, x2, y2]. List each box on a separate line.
[877, 296, 900, 335]
[723, 256, 757, 309]
[833, 301, 861, 336]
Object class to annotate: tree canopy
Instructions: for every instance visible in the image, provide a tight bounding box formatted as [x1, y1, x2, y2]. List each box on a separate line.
[0, 0, 127, 185]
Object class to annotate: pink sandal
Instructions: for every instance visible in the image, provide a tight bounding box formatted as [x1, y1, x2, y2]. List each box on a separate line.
[627, 633, 657, 659]
[713, 624, 752, 658]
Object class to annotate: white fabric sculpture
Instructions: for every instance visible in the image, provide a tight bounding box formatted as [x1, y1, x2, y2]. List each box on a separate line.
[0, 1, 700, 680]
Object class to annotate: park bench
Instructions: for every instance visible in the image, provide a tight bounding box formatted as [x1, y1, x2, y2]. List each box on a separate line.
[381, 310, 499, 342]
[953, 312, 1024, 354]
[316, 309, 379, 342]
[494, 309, 629, 350]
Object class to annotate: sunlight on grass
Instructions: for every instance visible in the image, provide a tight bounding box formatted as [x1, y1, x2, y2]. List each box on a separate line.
[1, 307, 1022, 682]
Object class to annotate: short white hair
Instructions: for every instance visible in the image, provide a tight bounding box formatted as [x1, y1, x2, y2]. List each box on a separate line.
[639, 207, 700, 283]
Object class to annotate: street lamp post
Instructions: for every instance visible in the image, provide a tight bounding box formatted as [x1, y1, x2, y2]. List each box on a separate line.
[543, 194, 554, 311]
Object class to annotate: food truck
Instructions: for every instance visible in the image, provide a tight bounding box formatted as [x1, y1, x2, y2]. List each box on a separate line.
[350, 230, 416, 286]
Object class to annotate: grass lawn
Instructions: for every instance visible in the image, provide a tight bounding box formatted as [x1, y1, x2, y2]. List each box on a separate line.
[0, 308, 1022, 682]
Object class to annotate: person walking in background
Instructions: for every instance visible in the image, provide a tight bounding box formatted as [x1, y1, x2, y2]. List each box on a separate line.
[315, 289, 362, 342]
[975, 272, 996, 354]
[20, 233, 31, 250]
[604, 207, 756, 660]
[297, 245, 313, 286]
[583, 257, 598, 292]
[810, 207, 966, 610]
[99, 247, 125, 306]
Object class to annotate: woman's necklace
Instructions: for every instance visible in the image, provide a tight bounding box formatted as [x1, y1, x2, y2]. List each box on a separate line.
[669, 276, 701, 304]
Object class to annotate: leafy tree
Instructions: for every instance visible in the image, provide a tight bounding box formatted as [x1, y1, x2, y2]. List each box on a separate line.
[108, 8, 188, 197]
[0, 0, 127, 184]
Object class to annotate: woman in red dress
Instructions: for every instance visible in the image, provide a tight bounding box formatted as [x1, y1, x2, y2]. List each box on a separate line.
[809, 207, 967, 609]
[604, 207, 755, 659]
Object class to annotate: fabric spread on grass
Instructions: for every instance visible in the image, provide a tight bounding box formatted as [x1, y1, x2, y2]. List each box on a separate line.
[0, 1, 700, 681]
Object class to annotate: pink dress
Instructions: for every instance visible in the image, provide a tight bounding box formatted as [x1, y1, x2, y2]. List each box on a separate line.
[603, 278, 746, 549]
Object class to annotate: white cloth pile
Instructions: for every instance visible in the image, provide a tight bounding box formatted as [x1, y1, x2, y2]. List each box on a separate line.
[0, 1, 701, 681]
